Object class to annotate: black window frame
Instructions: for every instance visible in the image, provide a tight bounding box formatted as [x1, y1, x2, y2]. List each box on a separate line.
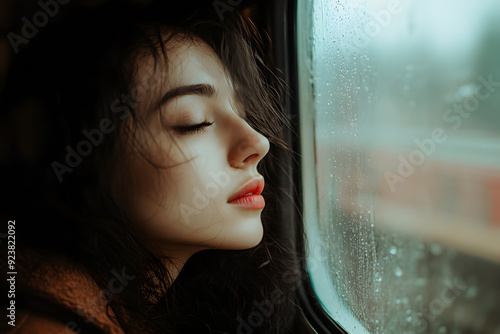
[254, 0, 349, 332]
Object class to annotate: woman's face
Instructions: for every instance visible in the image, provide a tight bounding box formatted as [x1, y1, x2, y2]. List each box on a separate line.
[118, 38, 270, 261]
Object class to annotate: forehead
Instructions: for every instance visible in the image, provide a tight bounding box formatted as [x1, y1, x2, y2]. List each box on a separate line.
[133, 37, 235, 109]
[167, 39, 231, 87]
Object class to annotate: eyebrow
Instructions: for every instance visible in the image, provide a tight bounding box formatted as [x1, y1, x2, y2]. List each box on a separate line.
[156, 83, 216, 109]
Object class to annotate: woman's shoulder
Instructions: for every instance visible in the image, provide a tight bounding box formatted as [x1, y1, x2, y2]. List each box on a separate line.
[2, 247, 125, 334]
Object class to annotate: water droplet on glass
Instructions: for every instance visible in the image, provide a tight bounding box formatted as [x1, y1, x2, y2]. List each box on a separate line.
[395, 267, 403, 277]
[389, 246, 397, 255]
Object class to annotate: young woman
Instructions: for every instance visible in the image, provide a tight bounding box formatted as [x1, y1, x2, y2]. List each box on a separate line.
[1, 1, 312, 333]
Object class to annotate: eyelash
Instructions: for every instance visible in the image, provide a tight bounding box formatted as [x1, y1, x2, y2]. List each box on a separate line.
[173, 121, 214, 135]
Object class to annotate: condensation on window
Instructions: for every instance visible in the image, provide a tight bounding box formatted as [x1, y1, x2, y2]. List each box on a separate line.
[299, 0, 500, 333]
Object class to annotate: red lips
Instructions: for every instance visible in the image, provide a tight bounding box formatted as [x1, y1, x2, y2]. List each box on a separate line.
[228, 178, 265, 209]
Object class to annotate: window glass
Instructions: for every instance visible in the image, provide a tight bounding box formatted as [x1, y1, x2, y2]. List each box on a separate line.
[297, 0, 500, 333]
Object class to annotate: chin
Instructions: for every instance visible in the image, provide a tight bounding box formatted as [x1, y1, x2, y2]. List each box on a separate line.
[220, 217, 264, 250]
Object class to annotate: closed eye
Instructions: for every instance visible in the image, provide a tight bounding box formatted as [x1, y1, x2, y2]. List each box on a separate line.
[172, 121, 214, 135]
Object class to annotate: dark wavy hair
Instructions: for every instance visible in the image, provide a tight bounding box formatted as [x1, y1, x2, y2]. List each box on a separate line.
[0, 1, 311, 333]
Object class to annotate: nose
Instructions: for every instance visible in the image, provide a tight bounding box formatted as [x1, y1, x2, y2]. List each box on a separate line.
[228, 117, 270, 169]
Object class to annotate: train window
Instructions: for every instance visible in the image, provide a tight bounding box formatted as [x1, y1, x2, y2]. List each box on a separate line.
[297, 0, 500, 333]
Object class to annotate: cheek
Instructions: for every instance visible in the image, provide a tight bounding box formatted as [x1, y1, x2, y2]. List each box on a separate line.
[115, 136, 180, 223]
[168, 157, 226, 220]
[123, 154, 222, 238]
[124, 166, 193, 241]
[117, 129, 238, 245]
